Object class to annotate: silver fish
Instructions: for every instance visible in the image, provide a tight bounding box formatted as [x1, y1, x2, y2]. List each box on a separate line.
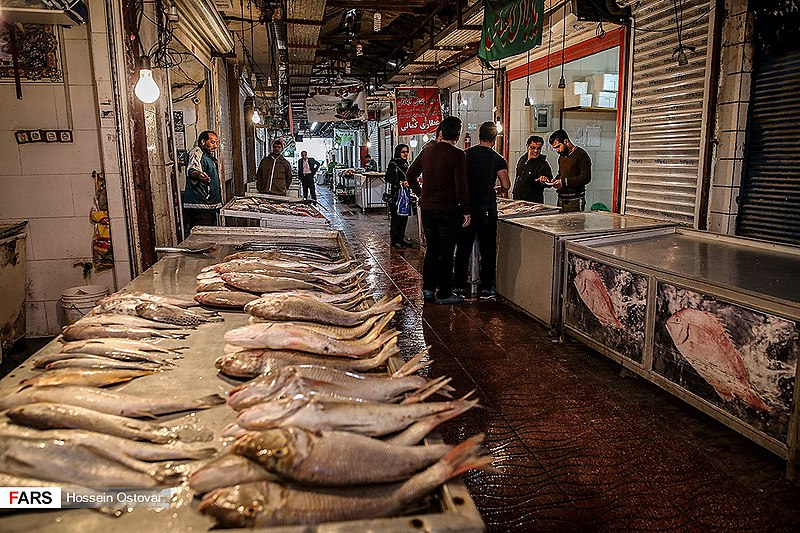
[20, 368, 156, 388]
[245, 294, 403, 327]
[188, 454, 276, 494]
[61, 322, 190, 341]
[44, 357, 163, 372]
[135, 301, 223, 326]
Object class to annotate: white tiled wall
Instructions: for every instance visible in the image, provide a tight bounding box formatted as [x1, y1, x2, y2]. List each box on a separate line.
[0, 15, 126, 336]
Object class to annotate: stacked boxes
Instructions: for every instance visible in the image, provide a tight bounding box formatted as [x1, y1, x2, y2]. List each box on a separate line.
[564, 81, 592, 108]
[562, 73, 619, 109]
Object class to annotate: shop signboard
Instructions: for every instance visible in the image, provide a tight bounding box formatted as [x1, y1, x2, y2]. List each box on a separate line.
[479, 0, 544, 61]
[306, 84, 366, 123]
[396, 87, 442, 135]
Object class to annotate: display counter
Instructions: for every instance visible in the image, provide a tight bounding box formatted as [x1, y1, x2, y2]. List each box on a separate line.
[562, 227, 800, 478]
[496, 212, 674, 331]
[219, 194, 329, 229]
[0, 226, 483, 531]
[355, 171, 386, 212]
[496, 197, 560, 219]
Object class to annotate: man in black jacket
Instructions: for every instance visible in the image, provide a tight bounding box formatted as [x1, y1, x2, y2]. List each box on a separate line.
[513, 135, 552, 203]
[542, 129, 592, 212]
[297, 150, 321, 200]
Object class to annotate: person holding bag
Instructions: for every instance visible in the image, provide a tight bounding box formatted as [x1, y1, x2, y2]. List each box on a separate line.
[385, 144, 411, 248]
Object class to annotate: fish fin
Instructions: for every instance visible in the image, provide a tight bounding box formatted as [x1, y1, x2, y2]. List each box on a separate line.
[392, 347, 431, 378]
[402, 377, 454, 404]
[197, 393, 227, 408]
[744, 390, 772, 413]
[436, 434, 494, 479]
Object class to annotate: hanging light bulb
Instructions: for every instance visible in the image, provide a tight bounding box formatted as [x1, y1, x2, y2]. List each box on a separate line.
[251, 108, 261, 124]
[422, 133, 430, 142]
[266, 76, 273, 88]
[479, 88, 485, 98]
[134, 56, 160, 104]
[524, 96, 533, 106]
[409, 138, 418, 148]
[373, 12, 382, 32]
[558, 75, 566, 89]
[495, 117, 503, 134]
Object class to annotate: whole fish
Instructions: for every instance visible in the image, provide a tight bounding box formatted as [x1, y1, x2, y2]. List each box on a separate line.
[227, 365, 433, 410]
[245, 294, 403, 327]
[75, 313, 189, 330]
[248, 312, 393, 342]
[233, 394, 479, 437]
[20, 368, 156, 388]
[118, 291, 200, 308]
[135, 301, 223, 326]
[0, 436, 178, 488]
[194, 290, 260, 309]
[44, 357, 163, 372]
[61, 322, 190, 341]
[195, 277, 233, 292]
[0, 423, 217, 461]
[224, 323, 398, 357]
[0, 386, 224, 417]
[212, 264, 366, 288]
[61, 337, 184, 355]
[188, 454, 276, 494]
[215, 339, 399, 378]
[574, 269, 623, 328]
[213, 258, 359, 275]
[665, 308, 770, 412]
[7, 403, 180, 443]
[36, 349, 174, 368]
[233, 427, 452, 485]
[222, 273, 354, 295]
[263, 289, 372, 310]
[198, 435, 490, 527]
[224, 250, 346, 264]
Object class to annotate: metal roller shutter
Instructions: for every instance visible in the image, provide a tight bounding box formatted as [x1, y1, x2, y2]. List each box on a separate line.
[736, 51, 800, 245]
[622, 0, 713, 225]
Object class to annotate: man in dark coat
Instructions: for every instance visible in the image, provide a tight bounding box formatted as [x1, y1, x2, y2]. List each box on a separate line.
[297, 150, 321, 200]
[513, 135, 552, 204]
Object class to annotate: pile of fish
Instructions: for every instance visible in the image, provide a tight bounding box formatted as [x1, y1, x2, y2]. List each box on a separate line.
[194, 245, 370, 310]
[226, 197, 325, 218]
[497, 198, 557, 217]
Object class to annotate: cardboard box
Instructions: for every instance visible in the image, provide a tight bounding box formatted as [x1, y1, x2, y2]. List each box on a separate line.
[564, 93, 593, 108]
[566, 81, 588, 95]
[593, 90, 617, 108]
[588, 73, 619, 92]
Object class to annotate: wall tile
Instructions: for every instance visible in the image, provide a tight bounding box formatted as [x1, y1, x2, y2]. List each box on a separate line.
[722, 12, 748, 47]
[99, 130, 121, 175]
[0, 142, 22, 176]
[25, 300, 50, 337]
[70, 174, 98, 217]
[63, 38, 94, 86]
[109, 216, 130, 266]
[0, 174, 76, 219]
[716, 102, 740, 133]
[27, 217, 94, 260]
[92, 268, 118, 295]
[713, 158, 743, 187]
[104, 172, 125, 217]
[69, 85, 101, 131]
[89, 33, 113, 83]
[718, 72, 743, 105]
[113, 261, 133, 287]
[26, 259, 93, 302]
[708, 212, 736, 235]
[88, 0, 108, 30]
[62, 23, 89, 42]
[2, 86, 58, 130]
[709, 185, 736, 214]
[45, 299, 65, 332]
[19, 131, 101, 175]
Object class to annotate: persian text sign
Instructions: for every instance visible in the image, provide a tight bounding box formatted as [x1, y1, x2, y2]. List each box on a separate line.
[396, 87, 442, 135]
[479, 0, 544, 61]
[306, 85, 366, 122]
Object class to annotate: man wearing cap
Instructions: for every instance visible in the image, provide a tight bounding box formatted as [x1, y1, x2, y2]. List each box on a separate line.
[256, 139, 294, 195]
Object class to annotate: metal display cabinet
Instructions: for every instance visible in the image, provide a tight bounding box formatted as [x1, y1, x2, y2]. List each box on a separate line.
[562, 227, 800, 479]
[219, 195, 329, 229]
[496, 197, 560, 219]
[496, 212, 675, 332]
[355, 171, 387, 212]
[0, 225, 485, 531]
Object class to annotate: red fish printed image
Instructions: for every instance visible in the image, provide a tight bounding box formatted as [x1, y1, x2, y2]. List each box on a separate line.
[665, 308, 771, 413]
[574, 269, 623, 329]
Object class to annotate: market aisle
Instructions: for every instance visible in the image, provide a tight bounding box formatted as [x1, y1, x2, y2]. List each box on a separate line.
[315, 188, 800, 531]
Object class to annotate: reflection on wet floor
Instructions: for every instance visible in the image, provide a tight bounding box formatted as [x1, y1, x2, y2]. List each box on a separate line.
[317, 187, 800, 531]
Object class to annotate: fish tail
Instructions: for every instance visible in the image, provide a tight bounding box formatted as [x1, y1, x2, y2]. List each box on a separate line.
[392, 347, 431, 378]
[440, 434, 494, 477]
[402, 376, 453, 404]
[744, 389, 772, 413]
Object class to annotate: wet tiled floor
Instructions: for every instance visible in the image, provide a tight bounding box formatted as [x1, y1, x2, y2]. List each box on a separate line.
[319, 188, 800, 532]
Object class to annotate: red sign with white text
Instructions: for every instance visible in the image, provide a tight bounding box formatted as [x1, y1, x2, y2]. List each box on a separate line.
[396, 87, 442, 135]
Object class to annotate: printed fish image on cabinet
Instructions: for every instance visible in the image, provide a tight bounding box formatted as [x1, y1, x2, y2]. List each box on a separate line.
[564, 256, 648, 364]
[653, 283, 798, 443]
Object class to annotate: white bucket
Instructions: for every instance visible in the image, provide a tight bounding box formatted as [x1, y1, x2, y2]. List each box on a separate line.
[61, 285, 109, 325]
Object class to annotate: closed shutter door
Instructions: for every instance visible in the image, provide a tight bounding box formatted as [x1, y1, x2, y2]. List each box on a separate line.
[368, 121, 379, 161]
[622, 0, 713, 225]
[736, 50, 800, 245]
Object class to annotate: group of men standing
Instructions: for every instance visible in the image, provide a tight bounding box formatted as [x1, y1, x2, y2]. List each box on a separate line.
[182, 132, 322, 235]
[405, 118, 592, 305]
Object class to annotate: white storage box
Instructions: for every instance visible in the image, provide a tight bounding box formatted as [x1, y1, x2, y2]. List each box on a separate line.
[588, 73, 619, 92]
[564, 93, 593, 108]
[566, 81, 588, 95]
[593, 90, 618, 108]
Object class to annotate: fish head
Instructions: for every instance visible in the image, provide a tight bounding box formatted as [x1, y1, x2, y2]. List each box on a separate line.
[227, 370, 298, 409]
[233, 427, 310, 472]
[198, 483, 268, 527]
[235, 394, 310, 430]
[665, 309, 691, 346]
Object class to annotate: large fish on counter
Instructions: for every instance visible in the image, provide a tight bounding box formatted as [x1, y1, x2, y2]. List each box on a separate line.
[215, 338, 400, 378]
[198, 435, 491, 527]
[188, 454, 277, 494]
[20, 368, 157, 388]
[245, 294, 403, 327]
[665, 307, 771, 412]
[573, 269, 623, 329]
[247, 312, 393, 341]
[208, 258, 360, 275]
[220, 272, 363, 295]
[61, 322, 191, 341]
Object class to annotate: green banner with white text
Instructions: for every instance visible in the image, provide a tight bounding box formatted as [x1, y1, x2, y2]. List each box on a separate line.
[479, 0, 544, 61]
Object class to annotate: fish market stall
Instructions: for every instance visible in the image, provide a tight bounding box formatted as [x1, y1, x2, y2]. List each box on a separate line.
[496, 198, 560, 219]
[561, 227, 800, 479]
[354, 171, 386, 212]
[219, 194, 329, 229]
[333, 168, 358, 202]
[495, 212, 674, 332]
[0, 225, 485, 531]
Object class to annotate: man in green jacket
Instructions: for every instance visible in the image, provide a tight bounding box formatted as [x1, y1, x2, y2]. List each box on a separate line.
[183, 130, 222, 234]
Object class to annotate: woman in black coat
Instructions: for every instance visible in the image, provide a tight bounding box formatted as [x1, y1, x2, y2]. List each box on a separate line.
[384, 143, 411, 248]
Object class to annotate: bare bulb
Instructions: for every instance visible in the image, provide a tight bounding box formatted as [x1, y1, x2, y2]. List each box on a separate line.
[557, 76, 566, 89]
[252, 109, 261, 124]
[409, 138, 418, 148]
[524, 96, 533, 106]
[135, 66, 160, 104]
[495, 119, 503, 134]
[422, 133, 430, 142]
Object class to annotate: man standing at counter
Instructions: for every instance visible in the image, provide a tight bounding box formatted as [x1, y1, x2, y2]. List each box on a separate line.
[256, 139, 293, 195]
[183, 130, 222, 234]
[541, 129, 591, 212]
[406, 116, 470, 305]
[514, 135, 552, 203]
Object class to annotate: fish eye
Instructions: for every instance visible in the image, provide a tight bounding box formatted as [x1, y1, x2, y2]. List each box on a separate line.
[273, 448, 287, 457]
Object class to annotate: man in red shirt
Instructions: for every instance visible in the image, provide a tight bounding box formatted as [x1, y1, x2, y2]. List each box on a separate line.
[406, 116, 470, 304]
